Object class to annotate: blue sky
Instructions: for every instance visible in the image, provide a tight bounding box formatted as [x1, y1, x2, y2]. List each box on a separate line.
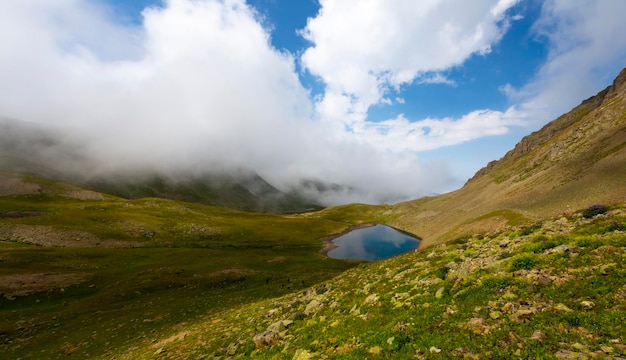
[1, 0, 625, 204]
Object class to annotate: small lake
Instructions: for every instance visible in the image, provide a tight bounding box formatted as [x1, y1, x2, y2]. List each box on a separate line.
[325, 224, 420, 261]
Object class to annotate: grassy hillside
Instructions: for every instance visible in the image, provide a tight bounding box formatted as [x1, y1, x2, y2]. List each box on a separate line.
[107, 203, 626, 359]
[0, 173, 365, 359]
[388, 68, 626, 247]
[1, 69, 625, 359]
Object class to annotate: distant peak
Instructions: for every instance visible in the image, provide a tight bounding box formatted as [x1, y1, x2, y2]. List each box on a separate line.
[606, 67, 626, 100]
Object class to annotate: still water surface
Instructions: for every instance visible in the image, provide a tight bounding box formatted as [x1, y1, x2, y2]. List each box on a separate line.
[327, 224, 420, 261]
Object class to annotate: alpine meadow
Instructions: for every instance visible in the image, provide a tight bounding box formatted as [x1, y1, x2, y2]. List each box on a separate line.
[1, 1, 626, 359]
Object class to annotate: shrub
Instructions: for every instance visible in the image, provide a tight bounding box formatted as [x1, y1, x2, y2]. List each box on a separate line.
[607, 221, 625, 232]
[519, 225, 539, 236]
[582, 204, 609, 218]
[509, 254, 541, 271]
[434, 266, 450, 280]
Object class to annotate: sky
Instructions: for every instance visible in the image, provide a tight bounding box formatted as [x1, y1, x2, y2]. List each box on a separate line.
[0, 0, 625, 205]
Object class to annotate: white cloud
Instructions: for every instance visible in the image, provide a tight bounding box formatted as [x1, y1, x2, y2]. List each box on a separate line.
[505, 0, 626, 123]
[1, 0, 624, 205]
[351, 107, 527, 153]
[0, 0, 458, 204]
[301, 0, 520, 122]
[0, 0, 312, 174]
[416, 72, 457, 86]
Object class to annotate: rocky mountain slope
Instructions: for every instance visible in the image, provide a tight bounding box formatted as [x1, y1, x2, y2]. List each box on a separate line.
[390, 68, 626, 247]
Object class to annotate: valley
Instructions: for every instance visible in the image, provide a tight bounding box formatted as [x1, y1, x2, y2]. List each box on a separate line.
[0, 68, 625, 358]
[0, 179, 365, 358]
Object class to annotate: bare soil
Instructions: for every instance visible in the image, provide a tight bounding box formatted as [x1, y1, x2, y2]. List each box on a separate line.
[0, 211, 48, 219]
[0, 272, 90, 298]
[0, 174, 41, 195]
[0, 224, 143, 248]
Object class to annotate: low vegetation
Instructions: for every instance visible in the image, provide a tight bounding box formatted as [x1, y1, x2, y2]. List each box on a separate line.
[0, 180, 369, 359]
[111, 203, 626, 359]
[0, 68, 625, 359]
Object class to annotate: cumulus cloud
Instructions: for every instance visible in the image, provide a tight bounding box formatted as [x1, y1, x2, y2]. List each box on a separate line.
[0, 0, 461, 204]
[351, 107, 528, 153]
[301, 0, 520, 122]
[0, 0, 624, 205]
[503, 0, 626, 123]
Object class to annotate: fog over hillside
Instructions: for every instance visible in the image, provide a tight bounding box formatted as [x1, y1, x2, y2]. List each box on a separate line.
[1, 1, 626, 205]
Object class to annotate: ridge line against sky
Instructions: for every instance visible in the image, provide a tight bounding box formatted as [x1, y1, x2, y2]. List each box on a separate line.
[0, 0, 625, 205]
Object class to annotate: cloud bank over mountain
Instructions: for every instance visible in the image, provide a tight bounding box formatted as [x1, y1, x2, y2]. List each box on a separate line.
[0, 0, 625, 205]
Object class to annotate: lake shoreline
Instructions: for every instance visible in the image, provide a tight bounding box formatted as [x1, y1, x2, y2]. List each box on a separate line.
[318, 223, 378, 256]
[319, 223, 422, 259]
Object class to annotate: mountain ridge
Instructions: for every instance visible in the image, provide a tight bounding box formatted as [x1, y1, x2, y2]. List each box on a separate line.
[1, 68, 625, 359]
[0, 119, 324, 213]
[389, 67, 626, 247]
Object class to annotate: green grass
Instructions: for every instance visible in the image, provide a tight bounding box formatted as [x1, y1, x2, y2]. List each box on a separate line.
[105, 203, 626, 359]
[2, 178, 626, 359]
[0, 193, 367, 359]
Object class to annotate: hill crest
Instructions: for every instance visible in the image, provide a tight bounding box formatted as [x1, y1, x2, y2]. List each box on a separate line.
[391, 67, 626, 247]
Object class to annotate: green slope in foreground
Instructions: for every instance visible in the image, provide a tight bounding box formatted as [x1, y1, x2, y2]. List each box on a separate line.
[0, 174, 376, 359]
[109, 203, 626, 359]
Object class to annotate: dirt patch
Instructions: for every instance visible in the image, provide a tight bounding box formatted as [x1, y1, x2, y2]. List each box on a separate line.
[0, 174, 41, 195]
[208, 268, 257, 279]
[0, 211, 47, 219]
[152, 331, 191, 349]
[0, 272, 90, 298]
[0, 224, 143, 248]
[267, 256, 287, 263]
[60, 190, 106, 201]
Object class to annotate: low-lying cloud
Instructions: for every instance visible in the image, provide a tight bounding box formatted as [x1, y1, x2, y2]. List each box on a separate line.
[0, 0, 625, 205]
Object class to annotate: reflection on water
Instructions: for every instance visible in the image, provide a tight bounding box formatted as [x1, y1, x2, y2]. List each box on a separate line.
[327, 224, 420, 261]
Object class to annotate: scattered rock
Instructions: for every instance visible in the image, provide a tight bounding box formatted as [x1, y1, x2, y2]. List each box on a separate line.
[537, 276, 552, 286]
[502, 291, 517, 300]
[253, 329, 280, 348]
[363, 293, 379, 306]
[292, 349, 313, 360]
[510, 309, 534, 323]
[501, 302, 514, 313]
[554, 303, 573, 312]
[304, 299, 323, 315]
[435, 287, 445, 299]
[554, 350, 583, 359]
[599, 345, 614, 354]
[429, 346, 442, 353]
[392, 322, 409, 333]
[580, 301, 595, 310]
[349, 304, 360, 315]
[509, 331, 523, 345]
[466, 317, 490, 334]
[268, 320, 293, 332]
[530, 330, 544, 343]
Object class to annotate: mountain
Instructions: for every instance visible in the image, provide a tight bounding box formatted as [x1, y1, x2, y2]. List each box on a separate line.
[97, 68, 626, 360]
[2, 69, 625, 359]
[0, 119, 322, 213]
[81, 170, 323, 214]
[388, 67, 626, 247]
